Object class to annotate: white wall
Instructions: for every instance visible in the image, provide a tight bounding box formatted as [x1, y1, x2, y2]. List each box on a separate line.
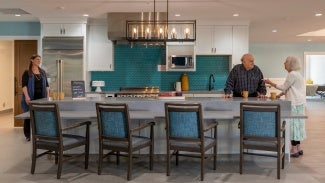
[250, 43, 325, 78]
[0, 40, 14, 111]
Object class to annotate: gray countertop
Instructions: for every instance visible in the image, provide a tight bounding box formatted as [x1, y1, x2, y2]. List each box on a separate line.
[86, 90, 224, 94]
[31, 96, 292, 113]
[182, 90, 224, 94]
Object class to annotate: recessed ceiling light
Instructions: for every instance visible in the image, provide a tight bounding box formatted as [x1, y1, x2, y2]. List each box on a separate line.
[272, 29, 277, 33]
[14, 14, 21, 17]
[174, 14, 180, 17]
[58, 6, 65, 10]
[315, 13, 322, 17]
[233, 13, 239, 17]
[307, 39, 312, 42]
[83, 14, 89, 17]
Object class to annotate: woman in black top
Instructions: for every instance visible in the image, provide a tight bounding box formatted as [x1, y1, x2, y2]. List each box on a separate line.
[21, 54, 49, 141]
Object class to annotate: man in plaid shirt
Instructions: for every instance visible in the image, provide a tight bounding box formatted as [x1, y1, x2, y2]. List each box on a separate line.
[224, 53, 267, 98]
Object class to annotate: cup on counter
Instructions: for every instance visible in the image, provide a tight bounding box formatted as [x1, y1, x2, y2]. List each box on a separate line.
[270, 92, 277, 100]
[52, 92, 58, 100]
[174, 82, 182, 92]
[241, 91, 249, 98]
[59, 92, 65, 100]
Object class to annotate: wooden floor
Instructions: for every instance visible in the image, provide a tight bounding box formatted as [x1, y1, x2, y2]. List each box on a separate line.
[0, 98, 324, 182]
[291, 99, 325, 182]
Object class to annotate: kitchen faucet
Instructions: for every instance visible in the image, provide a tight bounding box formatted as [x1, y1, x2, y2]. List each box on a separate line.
[209, 74, 215, 91]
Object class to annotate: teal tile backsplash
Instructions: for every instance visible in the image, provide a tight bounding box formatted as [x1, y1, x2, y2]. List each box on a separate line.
[91, 45, 230, 91]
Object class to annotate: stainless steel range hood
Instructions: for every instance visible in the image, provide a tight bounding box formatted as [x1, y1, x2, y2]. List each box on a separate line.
[107, 12, 166, 44]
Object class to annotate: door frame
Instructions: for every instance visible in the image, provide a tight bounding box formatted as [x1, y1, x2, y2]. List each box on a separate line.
[304, 51, 325, 82]
[0, 36, 40, 126]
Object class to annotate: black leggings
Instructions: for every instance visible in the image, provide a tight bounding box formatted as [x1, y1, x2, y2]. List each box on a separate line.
[291, 140, 300, 146]
[24, 119, 30, 138]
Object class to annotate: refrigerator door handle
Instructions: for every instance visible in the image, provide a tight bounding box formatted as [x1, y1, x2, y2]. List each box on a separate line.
[57, 60, 60, 93]
[60, 60, 63, 93]
[57, 59, 64, 94]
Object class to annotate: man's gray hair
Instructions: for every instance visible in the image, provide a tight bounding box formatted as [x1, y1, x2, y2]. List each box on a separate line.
[286, 56, 301, 71]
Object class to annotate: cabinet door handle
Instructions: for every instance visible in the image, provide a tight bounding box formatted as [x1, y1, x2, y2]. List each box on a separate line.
[211, 48, 214, 53]
[214, 48, 216, 53]
[63, 28, 65, 35]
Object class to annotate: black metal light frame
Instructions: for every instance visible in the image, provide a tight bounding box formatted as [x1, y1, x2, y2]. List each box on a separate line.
[126, 0, 196, 43]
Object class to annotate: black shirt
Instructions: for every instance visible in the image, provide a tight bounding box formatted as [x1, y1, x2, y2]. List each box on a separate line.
[22, 70, 49, 99]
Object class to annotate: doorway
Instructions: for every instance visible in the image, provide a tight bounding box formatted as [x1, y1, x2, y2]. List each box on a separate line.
[14, 40, 38, 127]
[304, 52, 325, 85]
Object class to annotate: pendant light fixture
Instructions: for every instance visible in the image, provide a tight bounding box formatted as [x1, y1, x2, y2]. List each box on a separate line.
[126, 0, 196, 43]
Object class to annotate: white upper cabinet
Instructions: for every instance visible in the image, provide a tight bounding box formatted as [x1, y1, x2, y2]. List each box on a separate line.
[87, 25, 114, 71]
[196, 25, 232, 55]
[42, 23, 86, 37]
[195, 26, 214, 54]
[232, 25, 249, 66]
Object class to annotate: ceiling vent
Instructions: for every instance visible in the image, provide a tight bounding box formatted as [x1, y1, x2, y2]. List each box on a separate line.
[0, 8, 30, 15]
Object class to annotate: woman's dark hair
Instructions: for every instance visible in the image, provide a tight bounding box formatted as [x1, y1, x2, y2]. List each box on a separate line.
[28, 54, 46, 77]
[30, 54, 40, 60]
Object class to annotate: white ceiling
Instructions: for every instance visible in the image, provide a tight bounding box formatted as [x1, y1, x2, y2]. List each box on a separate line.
[1, 0, 325, 43]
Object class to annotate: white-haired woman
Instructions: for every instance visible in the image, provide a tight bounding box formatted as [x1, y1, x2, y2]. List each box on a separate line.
[264, 56, 306, 158]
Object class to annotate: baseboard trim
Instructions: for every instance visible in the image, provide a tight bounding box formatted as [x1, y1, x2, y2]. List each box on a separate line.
[0, 108, 13, 114]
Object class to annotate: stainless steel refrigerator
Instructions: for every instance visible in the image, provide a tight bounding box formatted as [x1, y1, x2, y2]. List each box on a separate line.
[42, 37, 83, 97]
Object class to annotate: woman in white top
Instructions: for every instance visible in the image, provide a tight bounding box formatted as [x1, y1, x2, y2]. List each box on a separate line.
[264, 56, 306, 158]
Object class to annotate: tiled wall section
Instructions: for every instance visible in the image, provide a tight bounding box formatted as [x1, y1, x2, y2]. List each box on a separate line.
[91, 45, 230, 91]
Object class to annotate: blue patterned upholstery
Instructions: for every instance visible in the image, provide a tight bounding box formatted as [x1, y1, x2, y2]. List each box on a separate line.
[165, 102, 217, 181]
[100, 111, 128, 138]
[169, 111, 200, 138]
[96, 103, 155, 180]
[243, 111, 277, 137]
[30, 103, 91, 179]
[240, 103, 284, 179]
[34, 110, 58, 137]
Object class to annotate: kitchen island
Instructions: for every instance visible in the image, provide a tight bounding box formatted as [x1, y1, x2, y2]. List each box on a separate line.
[16, 97, 305, 156]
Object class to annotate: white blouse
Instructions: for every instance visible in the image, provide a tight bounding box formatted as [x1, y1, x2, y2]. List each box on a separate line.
[275, 71, 306, 105]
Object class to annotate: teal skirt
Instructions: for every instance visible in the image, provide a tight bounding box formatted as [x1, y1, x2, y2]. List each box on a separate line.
[290, 104, 306, 141]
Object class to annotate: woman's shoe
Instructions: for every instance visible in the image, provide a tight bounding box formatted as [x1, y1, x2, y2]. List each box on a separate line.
[290, 152, 300, 158]
[297, 144, 303, 155]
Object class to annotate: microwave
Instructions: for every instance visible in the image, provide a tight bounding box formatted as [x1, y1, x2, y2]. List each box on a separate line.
[169, 55, 194, 70]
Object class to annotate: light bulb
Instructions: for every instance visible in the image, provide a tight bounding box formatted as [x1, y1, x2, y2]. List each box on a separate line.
[171, 28, 176, 39]
[132, 28, 137, 39]
[159, 28, 164, 39]
[146, 27, 150, 39]
[185, 28, 190, 39]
